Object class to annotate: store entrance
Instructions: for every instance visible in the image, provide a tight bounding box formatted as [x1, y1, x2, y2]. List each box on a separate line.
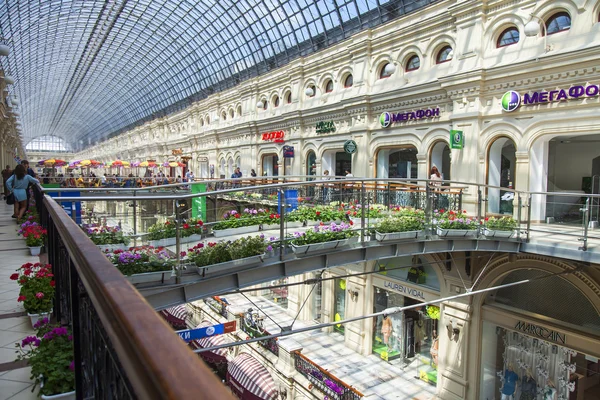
[261, 154, 279, 176]
[335, 152, 352, 176]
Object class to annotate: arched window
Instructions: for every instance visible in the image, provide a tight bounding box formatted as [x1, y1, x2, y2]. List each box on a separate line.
[497, 27, 520, 47]
[200, 118, 205, 127]
[261, 99, 267, 110]
[236, 106, 242, 116]
[229, 109, 234, 118]
[405, 55, 420, 71]
[324, 79, 333, 93]
[206, 116, 210, 124]
[285, 92, 292, 104]
[221, 111, 227, 121]
[344, 74, 353, 88]
[436, 46, 453, 64]
[26, 135, 71, 152]
[546, 12, 571, 35]
[273, 96, 280, 108]
[307, 85, 316, 97]
[379, 62, 392, 79]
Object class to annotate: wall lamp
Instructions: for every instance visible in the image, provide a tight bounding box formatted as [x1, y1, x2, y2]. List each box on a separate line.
[349, 288, 359, 302]
[305, 85, 318, 97]
[524, 15, 550, 53]
[256, 100, 266, 109]
[447, 319, 460, 340]
[382, 62, 397, 76]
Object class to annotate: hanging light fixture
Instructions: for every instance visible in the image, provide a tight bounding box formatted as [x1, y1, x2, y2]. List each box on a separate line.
[0, 44, 9, 56]
[4, 75, 15, 84]
[11, 96, 19, 106]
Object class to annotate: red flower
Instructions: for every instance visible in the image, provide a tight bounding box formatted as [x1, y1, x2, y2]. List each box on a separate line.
[234, 214, 240, 219]
[10, 273, 19, 280]
[349, 220, 354, 226]
[17, 295, 26, 302]
[196, 221, 204, 227]
[23, 269, 31, 276]
[35, 292, 44, 299]
[316, 211, 321, 216]
[50, 281, 55, 287]
[183, 223, 190, 229]
[180, 251, 187, 257]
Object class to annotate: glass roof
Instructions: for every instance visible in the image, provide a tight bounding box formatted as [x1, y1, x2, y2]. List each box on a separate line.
[0, 0, 437, 149]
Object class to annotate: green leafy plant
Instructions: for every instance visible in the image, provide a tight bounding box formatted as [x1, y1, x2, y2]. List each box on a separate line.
[212, 208, 270, 230]
[426, 305, 440, 320]
[343, 202, 386, 219]
[375, 215, 425, 233]
[11, 263, 54, 314]
[15, 318, 74, 397]
[187, 235, 272, 268]
[289, 222, 358, 246]
[84, 225, 129, 245]
[105, 247, 175, 276]
[434, 210, 478, 230]
[485, 216, 517, 231]
[147, 219, 177, 240]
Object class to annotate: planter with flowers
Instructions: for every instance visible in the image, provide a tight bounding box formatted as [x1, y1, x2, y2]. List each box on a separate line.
[346, 203, 386, 226]
[20, 223, 47, 256]
[15, 318, 75, 399]
[188, 235, 273, 275]
[85, 225, 130, 252]
[11, 262, 55, 327]
[105, 247, 177, 284]
[289, 222, 359, 255]
[434, 210, 478, 237]
[147, 218, 203, 247]
[261, 212, 306, 230]
[483, 216, 518, 238]
[374, 209, 426, 242]
[212, 208, 269, 237]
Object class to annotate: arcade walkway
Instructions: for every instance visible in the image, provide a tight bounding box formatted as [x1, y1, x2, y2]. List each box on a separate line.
[0, 203, 38, 400]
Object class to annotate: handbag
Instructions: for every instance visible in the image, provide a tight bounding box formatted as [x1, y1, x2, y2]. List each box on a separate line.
[6, 192, 15, 205]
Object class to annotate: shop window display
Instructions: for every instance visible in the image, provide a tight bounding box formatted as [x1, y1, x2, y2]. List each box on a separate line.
[376, 256, 440, 291]
[312, 272, 323, 322]
[334, 278, 346, 334]
[479, 321, 599, 400]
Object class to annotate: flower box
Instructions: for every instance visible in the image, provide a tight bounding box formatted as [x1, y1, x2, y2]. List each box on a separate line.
[261, 223, 280, 231]
[29, 246, 42, 256]
[290, 237, 358, 256]
[147, 234, 202, 248]
[483, 228, 515, 239]
[375, 230, 424, 242]
[182, 234, 202, 244]
[96, 244, 129, 253]
[285, 221, 305, 229]
[196, 254, 266, 275]
[28, 310, 52, 328]
[41, 391, 76, 400]
[213, 225, 260, 237]
[436, 227, 476, 237]
[350, 217, 383, 226]
[125, 270, 175, 285]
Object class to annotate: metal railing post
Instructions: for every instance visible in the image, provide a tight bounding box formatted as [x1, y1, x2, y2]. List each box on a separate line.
[476, 187, 483, 238]
[458, 189, 463, 211]
[360, 180, 366, 244]
[579, 197, 590, 251]
[279, 188, 285, 261]
[517, 195, 522, 241]
[132, 190, 137, 236]
[425, 184, 432, 237]
[526, 193, 532, 242]
[69, 259, 83, 400]
[175, 200, 182, 282]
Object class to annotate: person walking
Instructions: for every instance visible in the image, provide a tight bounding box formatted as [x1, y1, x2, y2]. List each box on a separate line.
[6, 165, 40, 219]
[2, 165, 12, 198]
[20, 160, 36, 212]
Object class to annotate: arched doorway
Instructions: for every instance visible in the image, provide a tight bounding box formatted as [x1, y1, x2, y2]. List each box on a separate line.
[261, 153, 279, 176]
[306, 150, 317, 177]
[429, 141, 451, 181]
[219, 158, 226, 179]
[377, 146, 418, 179]
[227, 157, 234, 177]
[487, 137, 516, 214]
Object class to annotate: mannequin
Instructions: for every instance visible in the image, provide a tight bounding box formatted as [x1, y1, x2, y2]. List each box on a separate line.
[381, 314, 393, 351]
[544, 379, 557, 400]
[501, 363, 519, 400]
[429, 330, 439, 367]
[520, 369, 537, 400]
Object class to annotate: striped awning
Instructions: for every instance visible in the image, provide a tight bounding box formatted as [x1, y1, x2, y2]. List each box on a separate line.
[159, 305, 189, 330]
[227, 353, 278, 400]
[189, 320, 229, 365]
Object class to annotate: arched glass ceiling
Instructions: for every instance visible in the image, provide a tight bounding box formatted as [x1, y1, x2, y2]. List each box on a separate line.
[26, 135, 71, 152]
[0, 0, 438, 150]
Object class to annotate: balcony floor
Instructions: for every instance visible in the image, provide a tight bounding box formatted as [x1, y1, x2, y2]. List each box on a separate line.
[0, 203, 39, 400]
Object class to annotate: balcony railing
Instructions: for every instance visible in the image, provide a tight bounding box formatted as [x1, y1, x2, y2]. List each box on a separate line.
[33, 186, 234, 400]
[294, 351, 363, 400]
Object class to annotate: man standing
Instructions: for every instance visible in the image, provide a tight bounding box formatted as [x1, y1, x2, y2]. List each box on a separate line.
[2, 165, 12, 198]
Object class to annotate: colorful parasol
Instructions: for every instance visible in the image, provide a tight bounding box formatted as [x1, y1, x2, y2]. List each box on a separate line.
[69, 160, 81, 168]
[110, 160, 130, 167]
[79, 159, 102, 167]
[163, 161, 185, 167]
[139, 161, 157, 168]
[38, 159, 67, 167]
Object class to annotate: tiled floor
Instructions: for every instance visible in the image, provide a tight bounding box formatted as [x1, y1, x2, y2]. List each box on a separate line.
[0, 202, 38, 400]
[213, 294, 438, 400]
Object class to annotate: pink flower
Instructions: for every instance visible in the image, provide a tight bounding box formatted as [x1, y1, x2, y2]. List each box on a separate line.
[35, 292, 44, 299]
[10, 273, 19, 280]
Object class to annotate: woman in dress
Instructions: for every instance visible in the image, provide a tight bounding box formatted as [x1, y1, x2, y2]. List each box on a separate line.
[6, 165, 40, 219]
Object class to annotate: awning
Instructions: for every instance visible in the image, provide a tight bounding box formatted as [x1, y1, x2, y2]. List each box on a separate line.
[190, 320, 229, 365]
[227, 353, 278, 400]
[159, 305, 189, 330]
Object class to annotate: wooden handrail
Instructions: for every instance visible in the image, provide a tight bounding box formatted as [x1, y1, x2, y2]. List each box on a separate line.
[293, 351, 364, 397]
[44, 195, 234, 400]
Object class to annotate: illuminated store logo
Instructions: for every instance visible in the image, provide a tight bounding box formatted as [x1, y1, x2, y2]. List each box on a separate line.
[261, 130, 285, 143]
[514, 321, 566, 344]
[501, 84, 600, 112]
[379, 108, 440, 128]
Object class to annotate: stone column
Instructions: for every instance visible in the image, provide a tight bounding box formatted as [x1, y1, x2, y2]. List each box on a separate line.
[417, 153, 428, 180]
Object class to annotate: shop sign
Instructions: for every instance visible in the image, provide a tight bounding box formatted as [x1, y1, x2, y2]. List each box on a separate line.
[197, 156, 209, 162]
[379, 108, 440, 128]
[261, 130, 285, 143]
[450, 130, 464, 149]
[316, 121, 335, 134]
[501, 84, 600, 112]
[343, 140, 357, 154]
[172, 148, 183, 156]
[514, 321, 566, 344]
[383, 280, 426, 300]
[283, 145, 294, 158]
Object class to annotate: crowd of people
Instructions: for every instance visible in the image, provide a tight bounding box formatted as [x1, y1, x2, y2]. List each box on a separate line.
[2, 160, 40, 219]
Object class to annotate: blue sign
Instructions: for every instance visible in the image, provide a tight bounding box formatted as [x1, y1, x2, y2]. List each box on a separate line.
[278, 189, 299, 214]
[283, 145, 294, 158]
[176, 321, 236, 342]
[47, 191, 81, 224]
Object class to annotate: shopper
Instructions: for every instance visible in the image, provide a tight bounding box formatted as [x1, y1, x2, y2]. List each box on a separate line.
[250, 169, 257, 177]
[2, 165, 12, 198]
[6, 164, 40, 219]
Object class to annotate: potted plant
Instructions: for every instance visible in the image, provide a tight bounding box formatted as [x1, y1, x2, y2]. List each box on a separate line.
[211, 208, 269, 237]
[11, 263, 55, 327]
[20, 224, 47, 256]
[85, 225, 130, 251]
[289, 222, 358, 255]
[15, 318, 75, 399]
[374, 210, 425, 242]
[434, 210, 478, 237]
[105, 246, 176, 284]
[146, 218, 204, 247]
[188, 235, 271, 274]
[345, 203, 386, 226]
[483, 216, 518, 238]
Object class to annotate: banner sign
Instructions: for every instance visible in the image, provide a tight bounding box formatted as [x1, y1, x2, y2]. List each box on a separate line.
[191, 183, 206, 221]
[177, 321, 237, 342]
[450, 130, 464, 149]
[379, 108, 440, 128]
[343, 140, 357, 154]
[261, 130, 285, 143]
[501, 84, 600, 112]
[316, 121, 335, 134]
[283, 145, 294, 158]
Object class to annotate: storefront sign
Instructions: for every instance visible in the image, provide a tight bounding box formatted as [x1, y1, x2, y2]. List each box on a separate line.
[383, 281, 425, 300]
[514, 321, 566, 344]
[450, 130, 464, 149]
[501, 84, 600, 112]
[316, 121, 335, 134]
[343, 140, 357, 154]
[283, 145, 294, 158]
[379, 108, 440, 128]
[172, 148, 183, 155]
[261, 130, 285, 143]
